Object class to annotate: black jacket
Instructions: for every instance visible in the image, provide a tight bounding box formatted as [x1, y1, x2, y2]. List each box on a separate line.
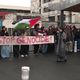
[0, 30, 9, 36]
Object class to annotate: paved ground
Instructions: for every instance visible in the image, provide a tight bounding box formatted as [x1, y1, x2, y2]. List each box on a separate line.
[0, 52, 80, 80]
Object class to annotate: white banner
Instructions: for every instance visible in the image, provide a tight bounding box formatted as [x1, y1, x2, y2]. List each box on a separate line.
[0, 36, 54, 45]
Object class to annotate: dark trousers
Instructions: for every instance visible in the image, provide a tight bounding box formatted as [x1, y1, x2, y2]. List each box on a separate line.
[47, 44, 55, 53]
[13, 45, 19, 58]
[34, 45, 39, 54]
[20, 45, 29, 55]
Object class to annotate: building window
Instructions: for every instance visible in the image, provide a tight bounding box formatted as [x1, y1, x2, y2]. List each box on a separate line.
[57, 15, 60, 21]
[48, 16, 55, 22]
[39, 0, 41, 7]
[17, 16, 31, 20]
[43, 0, 47, 3]
[57, 15, 66, 21]
[43, 7, 54, 13]
[43, 7, 48, 12]
[43, 0, 52, 3]
[39, 9, 41, 14]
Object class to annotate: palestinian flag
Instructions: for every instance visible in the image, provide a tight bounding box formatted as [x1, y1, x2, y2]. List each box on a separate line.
[14, 17, 41, 29]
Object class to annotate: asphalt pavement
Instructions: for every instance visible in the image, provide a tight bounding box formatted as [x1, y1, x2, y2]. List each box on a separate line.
[0, 52, 80, 80]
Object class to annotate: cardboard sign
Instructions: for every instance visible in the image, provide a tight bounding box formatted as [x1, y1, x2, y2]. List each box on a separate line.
[0, 36, 54, 45]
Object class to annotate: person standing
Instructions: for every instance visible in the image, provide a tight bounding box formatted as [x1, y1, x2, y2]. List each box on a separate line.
[47, 26, 55, 53]
[32, 24, 40, 55]
[39, 26, 48, 54]
[65, 25, 74, 52]
[71, 25, 77, 52]
[0, 26, 10, 59]
[20, 30, 29, 57]
[13, 30, 20, 58]
[56, 27, 67, 62]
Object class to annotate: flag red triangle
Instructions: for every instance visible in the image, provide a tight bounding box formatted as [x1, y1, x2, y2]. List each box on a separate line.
[29, 17, 41, 28]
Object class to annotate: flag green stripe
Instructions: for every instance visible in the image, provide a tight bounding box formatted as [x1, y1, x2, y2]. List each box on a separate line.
[15, 23, 29, 29]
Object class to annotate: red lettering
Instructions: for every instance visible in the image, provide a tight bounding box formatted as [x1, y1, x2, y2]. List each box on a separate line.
[0, 36, 54, 45]
[6, 37, 11, 44]
[3, 36, 6, 44]
[44, 36, 49, 43]
[40, 36, 44, 43]
[16, 37, 20, 44]
[11, 37, 15, 43]
[31, 37, 36, 44]
[17, 37, 25, 44]
[36, 36, 40, 43]
[26, 37, 31, 44]
[0, 37, 3, 44]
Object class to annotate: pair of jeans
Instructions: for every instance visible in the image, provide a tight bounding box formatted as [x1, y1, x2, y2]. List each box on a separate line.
[39, 44, 48, 54]
[1, 45, 10, 58]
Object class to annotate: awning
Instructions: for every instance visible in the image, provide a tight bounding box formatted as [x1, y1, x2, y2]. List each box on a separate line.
[63, 3, 80, 12]
[0, 12, 11, 16]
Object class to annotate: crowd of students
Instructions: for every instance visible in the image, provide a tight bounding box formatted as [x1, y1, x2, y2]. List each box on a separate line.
[0, 24, 80, 63]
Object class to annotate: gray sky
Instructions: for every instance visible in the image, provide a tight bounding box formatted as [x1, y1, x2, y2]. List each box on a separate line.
[0, 0, 31, 7]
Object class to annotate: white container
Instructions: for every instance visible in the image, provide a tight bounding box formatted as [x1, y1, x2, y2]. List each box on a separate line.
[74, 41, 77, 53]
[21, 66, 30, 80]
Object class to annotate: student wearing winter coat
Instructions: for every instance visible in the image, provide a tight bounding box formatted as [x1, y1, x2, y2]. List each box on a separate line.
[56, 27, 67, 62]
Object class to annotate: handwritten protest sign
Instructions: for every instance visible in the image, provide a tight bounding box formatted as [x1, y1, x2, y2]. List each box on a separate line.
[0, 36, 54, 45]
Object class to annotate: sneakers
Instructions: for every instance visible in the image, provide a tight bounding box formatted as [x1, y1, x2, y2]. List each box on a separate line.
[25, 54, 28, 57]
[21, 54, 28, 57]
[21, 55, 24, 58]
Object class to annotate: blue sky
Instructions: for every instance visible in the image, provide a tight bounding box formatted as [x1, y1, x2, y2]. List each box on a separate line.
[0, 0, 31, 7]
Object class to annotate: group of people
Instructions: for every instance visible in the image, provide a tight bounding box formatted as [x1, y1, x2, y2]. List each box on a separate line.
[0, 24, 48, 59]
[46, 25, 80, 62]
[0, 24, 80, 63]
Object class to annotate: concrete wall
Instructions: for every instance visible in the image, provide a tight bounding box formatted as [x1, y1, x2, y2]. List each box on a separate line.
[31, 0, 40, 13]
